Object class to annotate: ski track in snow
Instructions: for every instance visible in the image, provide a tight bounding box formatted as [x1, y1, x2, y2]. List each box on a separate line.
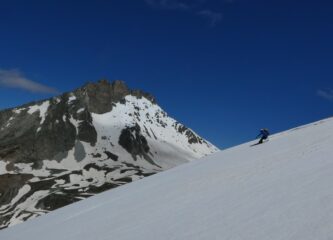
[1, 117, 333, 239]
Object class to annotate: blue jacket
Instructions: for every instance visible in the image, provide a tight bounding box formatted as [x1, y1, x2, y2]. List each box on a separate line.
[257, 129, 270, 138]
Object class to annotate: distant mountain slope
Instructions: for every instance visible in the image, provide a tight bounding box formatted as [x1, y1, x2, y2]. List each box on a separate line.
[1, 117, 332, 240]
[0, 80, 218, 229]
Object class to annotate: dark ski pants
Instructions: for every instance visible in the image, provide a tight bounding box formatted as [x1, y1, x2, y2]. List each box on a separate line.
[259, 136, 268, 144]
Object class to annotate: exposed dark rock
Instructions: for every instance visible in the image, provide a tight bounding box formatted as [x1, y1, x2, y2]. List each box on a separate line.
[83, 163, 103, 171]
[74, 80, 156, 114]
[122, 162, 140, 169]
[0, 174, 33, 206]
[53, 151, 69, 162]
[87, 182, 119, 194]
[143, 125, 151, 138]
[174, 122, 206, 144]
[36, 191, 81, 211]
[119, 124, 148, 157]
[0, 145, 20, 159]
[91, 153, 102, 158]
[0, 100, 77, 167]
[103, 151, 119, 161]
[150, 128, 158, 140]
[46, 168, 67, 174]
[119, 124, 161, 168]
[115, 177, 133, 183]
[77, 110, 97, 146]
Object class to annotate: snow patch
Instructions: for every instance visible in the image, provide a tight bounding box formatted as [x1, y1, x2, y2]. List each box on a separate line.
[5, 116, 15, 128]
[0, 160, 7, 173]
[9, 185, 31, 206]
[27, 101, 50, 126]
[7, 190, 49, 227]
[12, 108, 25, 114]
[68, 95, 77, 104]
[77, 108, 84, 113]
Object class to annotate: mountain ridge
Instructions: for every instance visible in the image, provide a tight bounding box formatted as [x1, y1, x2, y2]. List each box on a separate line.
[0, 80, 155, 113]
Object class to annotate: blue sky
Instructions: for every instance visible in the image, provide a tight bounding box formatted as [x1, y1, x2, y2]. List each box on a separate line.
[1, 0, 333, 148]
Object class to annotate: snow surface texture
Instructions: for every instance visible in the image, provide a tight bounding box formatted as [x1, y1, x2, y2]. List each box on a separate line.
[1, 117, 333, 239]
[0, 93, 217, 228]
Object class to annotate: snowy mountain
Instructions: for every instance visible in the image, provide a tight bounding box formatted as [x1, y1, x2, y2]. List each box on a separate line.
[1, 117, 332, 240]
[0, 80, 218, 229]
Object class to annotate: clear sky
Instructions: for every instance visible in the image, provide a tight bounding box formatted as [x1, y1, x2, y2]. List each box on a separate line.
[1, 0, 333, 149]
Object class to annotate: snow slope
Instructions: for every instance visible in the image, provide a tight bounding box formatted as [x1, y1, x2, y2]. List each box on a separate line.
[1, 117, 333, 240]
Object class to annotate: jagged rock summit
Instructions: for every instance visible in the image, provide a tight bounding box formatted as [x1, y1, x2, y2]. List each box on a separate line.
[77, 80, 156, 114]
[0, 80, 218, 229]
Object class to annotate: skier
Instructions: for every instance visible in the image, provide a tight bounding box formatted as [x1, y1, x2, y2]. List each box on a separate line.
[256, 128, 270, 144]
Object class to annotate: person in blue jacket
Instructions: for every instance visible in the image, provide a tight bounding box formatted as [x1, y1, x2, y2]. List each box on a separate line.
[257, 128, 270, 144]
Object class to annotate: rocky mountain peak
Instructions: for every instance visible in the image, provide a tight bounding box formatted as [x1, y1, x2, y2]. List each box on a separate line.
[73, 80, 155, 114]
[111, 79, 128, 91]
[0, 79, 218, 229]
[82, 79, 129, 95]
